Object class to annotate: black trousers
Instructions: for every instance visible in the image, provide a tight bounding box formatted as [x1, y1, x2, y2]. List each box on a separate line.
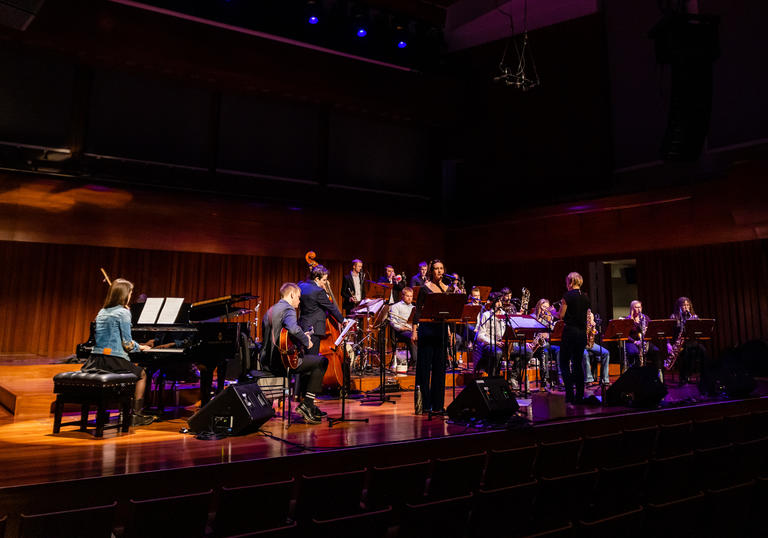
[393, 329, 417, 364]
[415, 324, 447, 411]
[293, 353, 328, 396]
[559, 326, 587, 402]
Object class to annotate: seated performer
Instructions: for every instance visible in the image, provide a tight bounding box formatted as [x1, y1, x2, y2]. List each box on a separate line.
[341, 258, 365, 315]
[261, 282, 327, 425]
[83, 278, 154, 426]
[409, 261, 428, 288]
[473, 292, 517, 384]
[624, 300, 657, 368]
[669, 296, 705, 385]
[583, 309, 610, 386]
[300, 264, 345, 351]
[468, 287, 482, 305]
[378, 265, 406, 304]
[389, 287, 417, 373]
[532, 298, 559, 386]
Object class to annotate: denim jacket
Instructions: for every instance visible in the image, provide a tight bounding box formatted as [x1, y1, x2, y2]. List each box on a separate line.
[92, 305, 139, 360]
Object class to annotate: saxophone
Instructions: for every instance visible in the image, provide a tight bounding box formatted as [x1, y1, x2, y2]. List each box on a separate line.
[530, 310, 554, 355]
[519, 287, 530, 314]
[664, 311, 688, 370]
[586, 309, 597, 350]
[636, 315, 648, 367]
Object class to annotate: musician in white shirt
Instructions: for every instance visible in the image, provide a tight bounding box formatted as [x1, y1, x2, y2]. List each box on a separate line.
[389, 287, 416, 373]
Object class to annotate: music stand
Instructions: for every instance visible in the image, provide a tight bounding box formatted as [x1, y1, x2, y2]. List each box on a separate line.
[603, 318, 635, 372]
[419, 293, 467, 415]
[366, 281, 392, 302]
[328, 319, 369, 428]
[360, 304, 400, 406]
[460, 304, 482, 369]
[505, 315, 548, 397]
[683, 319, 716, 340]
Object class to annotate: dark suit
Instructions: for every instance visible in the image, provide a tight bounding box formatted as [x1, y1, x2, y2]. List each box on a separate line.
[378, 276, 406, 304]
[409, 273, 427, 288]
[341, 272, 366, 314]
[260, 298, 327, 394]
[298, 281, 344, 350]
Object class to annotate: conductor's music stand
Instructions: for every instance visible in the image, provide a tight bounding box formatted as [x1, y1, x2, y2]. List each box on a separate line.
[603, 318, 635, 372]
[419, 292, 466, 416]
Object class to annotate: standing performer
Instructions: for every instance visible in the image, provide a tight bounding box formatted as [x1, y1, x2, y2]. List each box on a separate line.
[378, 265, 406, 304]
[558, 272, 591, 404]
[409, 261, 428, 288]
[299, 265, 345, 353]
[389, 287, 417, 373]
[669, 296, 705, 385]
[412, 259, 451, 414]
[84, 278, 154, 426]
[341, 259, 365, 315]
[260, 282, 327, 424]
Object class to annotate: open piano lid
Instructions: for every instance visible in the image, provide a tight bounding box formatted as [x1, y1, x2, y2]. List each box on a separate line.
[189, 293, 259, 322]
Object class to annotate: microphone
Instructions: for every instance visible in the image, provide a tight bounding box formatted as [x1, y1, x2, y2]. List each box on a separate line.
[443, 274, 458, 280]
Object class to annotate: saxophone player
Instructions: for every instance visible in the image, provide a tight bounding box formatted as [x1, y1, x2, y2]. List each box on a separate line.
[583, 310, 610, 386]
[624, 300, 656, 368]
[669, 297, 705, 385]
[532, 299, 559, 387]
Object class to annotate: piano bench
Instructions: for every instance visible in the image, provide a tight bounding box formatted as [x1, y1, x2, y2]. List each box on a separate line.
[52, 370, 138, 438]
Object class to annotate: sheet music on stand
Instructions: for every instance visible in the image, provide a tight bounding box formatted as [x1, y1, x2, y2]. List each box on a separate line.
[365, 281, 392, 301]
[351, 298, 386, 316]
[505, 314, 548, 338]
[136, 297, 186, 325]
[334, 318, 358, 347]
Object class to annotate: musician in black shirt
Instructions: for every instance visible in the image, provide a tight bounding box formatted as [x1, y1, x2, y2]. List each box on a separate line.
[558, 272, 591, 404]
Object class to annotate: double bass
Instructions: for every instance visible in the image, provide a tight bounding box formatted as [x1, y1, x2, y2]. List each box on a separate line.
[305, 251, 345, 388]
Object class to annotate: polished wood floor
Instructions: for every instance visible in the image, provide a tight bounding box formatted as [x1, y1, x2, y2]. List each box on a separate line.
[1, 358, 766, 489]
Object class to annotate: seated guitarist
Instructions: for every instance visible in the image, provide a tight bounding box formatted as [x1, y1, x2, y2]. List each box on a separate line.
[260, 282, 328, 425]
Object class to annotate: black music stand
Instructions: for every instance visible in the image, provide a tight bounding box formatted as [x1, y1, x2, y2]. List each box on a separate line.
[505, 315, 548, 397]
[360, 304, 400, 406]
[603, 318, 635, 372]
[419, 293, 466, 417]
[328, 319, 369, 428]
[669, 318, 715, 383]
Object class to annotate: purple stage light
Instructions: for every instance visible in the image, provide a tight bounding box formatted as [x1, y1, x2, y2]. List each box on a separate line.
[397, 40, 407, 49]
[308, 15, 319, 25]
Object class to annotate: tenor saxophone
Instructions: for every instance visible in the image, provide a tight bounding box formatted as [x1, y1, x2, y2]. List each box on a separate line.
[586, 309, 596, 349]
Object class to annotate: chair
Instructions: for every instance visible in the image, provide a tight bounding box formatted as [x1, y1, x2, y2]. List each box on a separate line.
[519, 522, 574, 538]
[579, 432, 623, 470]
[295, 469, 366, 524]
[619, 426, 657, 465]
[645, 492, 707, 537]
[399, 494, 472, 538]
[224, 522, 298, 537]
[646, 452, 696, 504]
[0, 515, 5, 538]
[725, 412, 751, 443]
[19, 502, 116, 538]
[483, 445, 537, 489]
[693, 444, 736, 491]
[426, 452, 485, 500]
[536, 439, 581, 478]
[52, 370, 137, 437]
[125, 490, 212, 538]
[533, 470, 598, 532]
[750, 410, 768, 439]
[577, 506, 644, 538]
[310, 506, 391, 538]
[655, 421, 692, 457]
[734, 437, 768, 482]
[214, 478, 294, 536]
[691, 417, 727, 449]
[366, 461, 429, 516]
[592, 460, 647, 517]
[468, 481, 538, 538]
[705, 481, 755, 537]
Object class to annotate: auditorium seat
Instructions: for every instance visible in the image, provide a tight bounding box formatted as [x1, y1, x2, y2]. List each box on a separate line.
[645, 492, 706, 537]
[310, 506, 391, 538]
[483, 445, 537, 489]
[655, 421, 693, 457]
[366, 461, 429, 516]
[533, 470, 598, 532]
[426, 453, 485, 500]
[519, 522, 574, 538]
[577, 506, 644, 538]
[725, 412, 751, 443]
[620, 426, 657, 464]
[705, 481, 755, 537]
[125, 490, 212, 538]
[750, 410, 768, 439]
[536, 439, 581, 478]
[646, 452, 696, 504]
[398, 493, 472, 538]
[592, 461, 647, 517]
[0, 515, 5, 538]
[578, 432, 623, 470]
[224, 521, 298, 537]
[19, 502, 116, 538]
[691, 417, 727, 449]
[295, 469, 366, 524]
[468, 481, 537, 538]
[733, 437, 767, 482]
[693, 444, 736, 491]
[213, 478, 294, 536]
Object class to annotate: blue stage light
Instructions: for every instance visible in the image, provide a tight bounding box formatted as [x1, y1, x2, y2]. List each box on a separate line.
[308, 15, 319, 24]
[397, 40, 407, 49]
[356, 28, 368, 38]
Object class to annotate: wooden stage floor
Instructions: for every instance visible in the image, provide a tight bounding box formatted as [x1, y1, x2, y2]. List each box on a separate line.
[1, 359, 766, 489]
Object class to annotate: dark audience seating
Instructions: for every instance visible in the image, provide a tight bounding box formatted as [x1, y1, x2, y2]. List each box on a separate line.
[19, 502, 116, 538]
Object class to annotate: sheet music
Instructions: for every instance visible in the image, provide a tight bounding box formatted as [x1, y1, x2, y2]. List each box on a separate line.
[334, 319, 358, 347]
[137, 298, 164, 325]
[352, 298, 385, 315]
[157, 297, 185, 324]
[507, 315, 547, 330]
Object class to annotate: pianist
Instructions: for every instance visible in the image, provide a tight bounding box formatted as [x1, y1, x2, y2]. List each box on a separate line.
[82, 278, 155, 426]
[260, 282, 328, 425]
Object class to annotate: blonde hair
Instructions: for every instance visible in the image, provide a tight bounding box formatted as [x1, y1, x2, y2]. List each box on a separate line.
[630, 300, 642, 310]
[566, 272, 583, 288]
[535, 298, 551, 314]
[103, 278, 133, 308]
[280, 282, 300, 297]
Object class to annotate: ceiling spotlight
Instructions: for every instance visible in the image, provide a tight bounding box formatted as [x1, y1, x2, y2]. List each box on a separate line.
[308, 15, 319, 25]
[397, 40, 407, 49]
[356, 27, 368, 37]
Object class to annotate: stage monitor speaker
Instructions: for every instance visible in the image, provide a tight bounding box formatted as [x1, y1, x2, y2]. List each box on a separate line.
[446, 376, 519, 421]
[605, 366, 668, 408]
[187, 383, 274, 436]
[700, 348, 757, 398]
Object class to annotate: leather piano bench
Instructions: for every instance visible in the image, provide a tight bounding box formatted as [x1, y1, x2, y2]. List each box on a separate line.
[52, 370, 138, 438]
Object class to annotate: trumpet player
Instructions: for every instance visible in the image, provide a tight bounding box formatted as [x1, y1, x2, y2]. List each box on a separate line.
[389, 287, 417, 374]
[379, 265, 406, 304]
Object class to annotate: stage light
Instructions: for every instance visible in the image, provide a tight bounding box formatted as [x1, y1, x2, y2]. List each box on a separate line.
[308, 15, 319, 24]
[356, 27, 368, 38]
[397, 40, 407, 49]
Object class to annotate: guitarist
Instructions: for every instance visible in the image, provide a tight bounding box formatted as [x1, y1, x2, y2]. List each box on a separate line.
[260, 283, 328, 425]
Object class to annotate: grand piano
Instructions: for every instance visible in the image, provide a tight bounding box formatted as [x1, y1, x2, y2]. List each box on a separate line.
[77, 293, 258, 408]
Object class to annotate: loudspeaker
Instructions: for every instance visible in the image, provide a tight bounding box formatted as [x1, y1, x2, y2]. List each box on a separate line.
[606, 366, 668, 408]
[446, 376, 519, 421]
[187, 383, 274, 435]
[700, 348, 757, 398]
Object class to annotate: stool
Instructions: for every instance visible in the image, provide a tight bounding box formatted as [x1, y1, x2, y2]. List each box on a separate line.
[52, 370, 138, 437]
